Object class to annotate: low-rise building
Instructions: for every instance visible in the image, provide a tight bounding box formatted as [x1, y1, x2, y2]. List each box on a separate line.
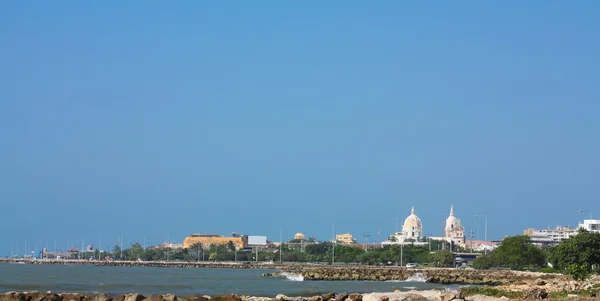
[523, 226, 577, 246]
[183, 234, 247, 250]
[579, 219, 600, 232]
[336, 233, 354, 244]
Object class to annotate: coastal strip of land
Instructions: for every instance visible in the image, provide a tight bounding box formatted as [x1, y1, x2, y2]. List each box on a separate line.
[1, 287, 599, 301]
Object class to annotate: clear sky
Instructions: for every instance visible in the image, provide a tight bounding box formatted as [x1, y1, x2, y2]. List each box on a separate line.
[1, 1, 599, 255]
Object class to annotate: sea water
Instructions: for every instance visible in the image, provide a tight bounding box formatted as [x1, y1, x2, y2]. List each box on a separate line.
[0, 264, 452, 297]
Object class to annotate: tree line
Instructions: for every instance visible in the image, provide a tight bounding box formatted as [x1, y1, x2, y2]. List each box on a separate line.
[473, 228, 600, 280]
[108, 228, 600, 280]
[110, 238, 458, 267]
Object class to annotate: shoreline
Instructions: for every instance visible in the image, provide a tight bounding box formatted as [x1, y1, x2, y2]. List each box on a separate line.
[1, 288, 598, 301]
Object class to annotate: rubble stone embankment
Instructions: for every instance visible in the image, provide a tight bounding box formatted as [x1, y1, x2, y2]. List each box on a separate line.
[278, 266, 600, 292]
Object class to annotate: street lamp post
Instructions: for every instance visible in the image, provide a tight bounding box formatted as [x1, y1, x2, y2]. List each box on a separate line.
[325, 222, 335, 264]
[392, 217, 399, 233]
[400, 233, 404, 267]
[273, 225, 283, 262]
[475, 215, 488, 255]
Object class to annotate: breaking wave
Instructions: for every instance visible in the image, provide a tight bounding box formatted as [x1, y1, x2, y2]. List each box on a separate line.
[281, 272, 304, 281]
[404, 272, 427, 283]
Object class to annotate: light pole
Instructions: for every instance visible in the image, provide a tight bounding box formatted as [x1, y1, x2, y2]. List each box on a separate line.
[325, 222, 335, 264]
[392, 217, 399, 233]
[475, 215, 488, 255]
[400, 233, 404, 267]
[579, 209, 592, 219]
[273, 225, 283, 262]
[428, 233, 432, 251]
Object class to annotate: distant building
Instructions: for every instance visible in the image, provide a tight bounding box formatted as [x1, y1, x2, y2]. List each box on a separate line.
[523, 226, 577, 246]
[293, 233, 306, 240]
[466, 239, 499, 251]
[579, 219, 600, 232]
[522, 219, 599, 246]
[183, 234, 247, 250]
[445, 205, 465, 246]
[336, 233, 354, 244]
[402, 206, 423, 241]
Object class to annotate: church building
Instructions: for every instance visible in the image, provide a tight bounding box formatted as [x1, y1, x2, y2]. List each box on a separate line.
[402, 206, 423, 241]
[445, 205, 465, 245]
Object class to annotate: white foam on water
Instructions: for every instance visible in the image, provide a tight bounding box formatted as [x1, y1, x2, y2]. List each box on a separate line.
[404, 272, 427, 283]
[281, 272, 304, 281]
[403, 286, 417, 290]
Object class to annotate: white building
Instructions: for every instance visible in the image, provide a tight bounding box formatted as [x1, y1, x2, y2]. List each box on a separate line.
[445, 205, 465, 245]
[523, 219, 599, 246]
[523, 226, 578, 246]
[578, 219, 600, 232]
[402, 206, 423, 241]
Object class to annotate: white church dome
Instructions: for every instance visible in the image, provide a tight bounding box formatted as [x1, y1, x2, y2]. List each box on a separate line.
[403, 206, 423, 229]
[445, 205, 464, 231]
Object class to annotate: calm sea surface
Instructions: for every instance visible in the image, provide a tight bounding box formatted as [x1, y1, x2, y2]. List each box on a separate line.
[0, 264, 453, 297]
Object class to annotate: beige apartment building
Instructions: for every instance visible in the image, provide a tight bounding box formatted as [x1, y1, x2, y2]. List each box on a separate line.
[336, 233, 354, 244]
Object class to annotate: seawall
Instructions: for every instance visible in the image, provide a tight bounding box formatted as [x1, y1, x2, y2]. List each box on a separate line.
[277, 266, 600, 292]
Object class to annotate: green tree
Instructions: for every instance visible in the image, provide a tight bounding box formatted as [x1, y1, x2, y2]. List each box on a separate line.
[430, 250, 455, 267]
[473, 254, 497, 269]
[113, 243, 122, 259]
[472, 235, 546, 270]
[549, 228, 600, 279]
[227, 241, 235, 252]
[127, 243, 144, 260]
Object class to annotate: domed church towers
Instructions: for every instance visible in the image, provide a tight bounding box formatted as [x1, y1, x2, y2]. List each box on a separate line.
[402, 206, 423, 240]
[445, 205, 466, 244]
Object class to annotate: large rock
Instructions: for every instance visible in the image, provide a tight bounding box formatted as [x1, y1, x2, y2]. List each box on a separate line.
[362, 293, 434, 301]
[113, 294, 126, 301]
[0, 292, 27, 301]
[334, 294, 348, 301]
[25, 292, 61, 301]
[346, 294, 362, 301]
[523, 287, 548, 300]
[438, 290, 460, 301]
[61, 294, 85, 301]
[124, 294, 146, 301]
[83, 293, 112, 301]
[321, 294, 335, 301]
[142, 296, 163, 301]
[212, 295, 242, 301]
[185, 297, 210, 301]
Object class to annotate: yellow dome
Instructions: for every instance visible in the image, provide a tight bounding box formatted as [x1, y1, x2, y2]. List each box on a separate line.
[403, 206, 423, 229]
[293, 232, 306, 240]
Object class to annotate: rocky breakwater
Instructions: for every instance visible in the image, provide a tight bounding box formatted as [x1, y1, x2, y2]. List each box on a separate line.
[280, 266, 571, 286]
[0, 290, 533, 301]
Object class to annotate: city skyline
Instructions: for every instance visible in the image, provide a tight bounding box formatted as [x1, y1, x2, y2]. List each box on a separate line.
[6, 205, 598, 257]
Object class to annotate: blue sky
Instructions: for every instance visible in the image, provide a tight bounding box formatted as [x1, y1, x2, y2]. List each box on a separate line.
[1, 1, 599, 255]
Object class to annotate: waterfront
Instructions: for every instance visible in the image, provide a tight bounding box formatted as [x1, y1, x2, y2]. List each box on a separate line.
[0, 263, 448, 297]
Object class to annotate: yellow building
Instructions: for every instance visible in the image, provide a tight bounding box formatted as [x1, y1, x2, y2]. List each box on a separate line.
[336, 233, 354, 244]
[183, 234, 247, 250]
[293, 233, 306, 240]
